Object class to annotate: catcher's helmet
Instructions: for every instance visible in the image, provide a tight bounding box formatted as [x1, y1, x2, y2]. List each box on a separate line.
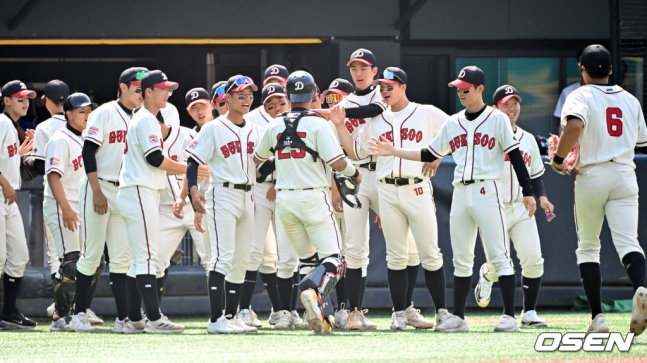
[64, 92, 97, 112]
[286, 71, 315, 103]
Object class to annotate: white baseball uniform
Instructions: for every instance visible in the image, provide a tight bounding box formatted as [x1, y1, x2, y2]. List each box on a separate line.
[31, 113, 66, 275]
[246, 108, 298, 279]
[185, 116, 257, 284]
[0, 113, 29, 278]
[44, 126, 85, 258]
[254, 110, 344, 261]
[77, 101, 132, 276]
[561, 84, 647, 263]
[158, 125, 209, 272]
[483, 126, 545, 281]
[355, 102, 446, 271]
[428, 106, 519, 277]
[116, 107, 166, 278]
[160, 103, 180, 127]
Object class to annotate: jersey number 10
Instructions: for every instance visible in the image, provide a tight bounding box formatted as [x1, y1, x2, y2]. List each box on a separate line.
[606, 107, 623, 137]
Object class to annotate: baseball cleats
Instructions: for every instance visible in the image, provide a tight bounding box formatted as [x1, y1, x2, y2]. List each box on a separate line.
[144, 315, 185, 334]
[1, 311, 37, 329]
[405, 304, 435, 329]
[273, 310, 295, 330]
[390, 310, 407, 331]
[0, 321, 8, 330]
[436, 308, 452, 326]
[475, 264, 493, 308]
[238, 308, 262, 328]
[296, 311, 310, 329]
[631, 286, 647, 336]
[292, 310, 303, 325]
[435, 315, 469, 332]
[112, 318, 127, 333]
[360, 310, 378, 329]
[268, 309, 281, 325]
[521, 310, 548, 327]
[50, 318, 73, 332]
[587, 313, 610, 333]
[345, 308, 363, 330]
[46, 302, 55, 317]
[232, 317, 258, 332]
[122, 318, 146, 334]
[207, 315, 244, 334]
[71, 313, 95, 333]
[333, 303, 349, 329]
[494, 315, 520, 332]
[300, 289, 332, 334]
[85, 309, 104, 325]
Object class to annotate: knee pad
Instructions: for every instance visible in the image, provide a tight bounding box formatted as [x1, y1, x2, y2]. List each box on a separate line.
[298, 255, 345, 302]
[298, 253, 319, 276]
[54, 252, 80, 317]
[623, 251, 646, 270]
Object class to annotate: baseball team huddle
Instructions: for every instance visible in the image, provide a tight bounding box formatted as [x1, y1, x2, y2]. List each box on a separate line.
[1, 43, 647, 336]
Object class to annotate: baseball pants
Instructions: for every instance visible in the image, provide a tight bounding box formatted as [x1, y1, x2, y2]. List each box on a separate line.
[0, 202, 29, 278]
[44, 197, 82, 257]
[158, 202, 209, 272]
[248, 182, 279, 274]
[44, 221, 59, 275]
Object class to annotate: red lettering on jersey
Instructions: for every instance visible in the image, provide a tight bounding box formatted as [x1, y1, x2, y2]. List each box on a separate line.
[109, 130, 128, 147]
[474, 133, 481, 146]
[504, 154, 510, 161]
[227, 142, 236, 155]
[72, 155, 83, 171]
[171, 155, 178, 162]
[401, 128, 424, 143]
[6, 143, 18, 157]
[488, 137, 496, 150]
[449, 140, 456, 153]
[380, 131, 393, 143]
[247, 142, 255, 154]
[460, 134, 467, 147]
[481, 134, 489, 148]
[276, 132, 308, 159]
[220, 145, 230, 158]
[345, 121, 354, 134]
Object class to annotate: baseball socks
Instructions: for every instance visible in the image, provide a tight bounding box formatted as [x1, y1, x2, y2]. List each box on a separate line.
[579, 262, 604, 319]
[2, 274, 21, 315]
[260, 272, 281, 312]
[277, 276, 294, 312]
[291, 272, 300, 311]
[126, 276, 143, 321]
[387, 268, 408, 312]
[135, 275, 161, 322]
[109, 273, 129, 321]
[334, 276, 348, 310]
[498, 274, 516, 317]
[359, 276, 367, 308]
[157, 268, 169, 305]
[623, 252, 647, 292]
[86, 277, 99, 310]
[406, 265, 419, 306]
[452, 276, 471, 319]
[239, 270, 257, 311]
[424, 266, 447, 311]
[73, 272, 94, 314]
[208, 271, 225, 322]
[224, 281, 242, 318]
[345, 268, 363, 310]
[522, 276, 542, 312]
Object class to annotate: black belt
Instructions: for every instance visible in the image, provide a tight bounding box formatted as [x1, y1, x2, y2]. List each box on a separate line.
[222, 182, 252, 191]
[265, 180, 277, 185]
[382, 177, 423, 186]
[359, 162, 377, 171]
[278, 187, 330, 191]
[461, 179, 484, 185]
[98, 178, 119, 187]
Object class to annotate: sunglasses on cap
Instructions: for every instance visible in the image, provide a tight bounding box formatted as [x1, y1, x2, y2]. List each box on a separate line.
[325, 93, 345, 104]
[128, 71, 147, 82]
[227, 76, 255, 93]
[382, 70, 405, 84]
[212, 85, 226, 101]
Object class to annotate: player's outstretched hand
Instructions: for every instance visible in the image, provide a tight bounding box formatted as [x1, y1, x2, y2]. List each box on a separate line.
[523, 196, 537, 218]
[422, 159, 441, 178]
[62, 205, 79, 231]
[539, 196, 554, 215]
[352, 170, 362, 186]
[368, 136, 395, 156]
[330, 105, 346, 126]
[312, 108, 332, 120]
[173, 197, 185, 219]
[194, 212, 206, 233]
[93, 190, 108, 215]
[190, 188, 207, 214]
[197, 165, 210, 180]
[2, 184, 16, 205]
[25, 129, 35, 140]
[19, 136, 34, 156]
[266, 184, 276, 202]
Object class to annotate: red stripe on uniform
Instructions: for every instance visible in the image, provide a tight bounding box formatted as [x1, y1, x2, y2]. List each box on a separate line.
[492, 181, 513, 270]
[321, 191, 341, 251]
[56, 203, 66, 255]
[82, 180, 89, 256]
[470, 110, 494, 180]
[211, 186, 221, 271]
[136, 186, 152, 275]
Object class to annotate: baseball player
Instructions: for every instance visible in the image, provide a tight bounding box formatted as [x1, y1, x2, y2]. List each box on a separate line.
[73, 68, 147, 334]
[115, 70, 186, 334]
[254, 71, 360, 334]
[0, 81, 37, 330]
[552, 44, 647, 335]
[368, 66, 536, 332]
[211, 81, 229, 117]
[185, 74, 259, 334]
[331, 67, 448, 331]
[474, 85, 552, 328]
[43, 93, 97, 332]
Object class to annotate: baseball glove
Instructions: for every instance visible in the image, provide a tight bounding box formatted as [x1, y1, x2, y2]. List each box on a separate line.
[547, 134, 579, 175]
[332, 172, 362, 209]
[20, 158, 40, 184]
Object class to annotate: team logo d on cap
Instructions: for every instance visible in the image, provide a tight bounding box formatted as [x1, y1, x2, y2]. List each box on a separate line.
[286, 71, 315, 103]
[119, 67, 148, 87]
[374, 67, 407, 86]
[42, 80, 70, 102]
[579, 44, 612, 72]
[492, 85, 522, 105]
[185, 88, 211, 109]
[226, 75, 258, 93]
[448, 66, 485, 89]
[141, 70, 179, 91]
[211, 81, 227, 103]
[346, 48, 376, 67]
[322, 78, 355, 97]
[261, 83, 286, 104]
[264, 65, 289, 84]
[1, 80, 36, 99]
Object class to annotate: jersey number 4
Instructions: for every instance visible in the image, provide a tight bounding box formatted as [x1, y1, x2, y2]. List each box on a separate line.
[606, 107, 623, 137]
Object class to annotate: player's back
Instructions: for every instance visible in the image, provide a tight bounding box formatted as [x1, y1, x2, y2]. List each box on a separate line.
[562, 84, 647, 168]
[85, 101, 131, 182]
[119, 107, 165, 190]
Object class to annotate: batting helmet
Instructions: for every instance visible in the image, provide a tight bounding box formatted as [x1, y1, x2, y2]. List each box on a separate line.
[64, 93, 97, 112]
[285, 71, 315, 103]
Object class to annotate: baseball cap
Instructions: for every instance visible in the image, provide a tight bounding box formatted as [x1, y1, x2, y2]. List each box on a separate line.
[263, 65, 289, 85]
[1, 80, 36, 99]
[492, 85, 522, 105]
[119, 67, 148, 87]
[261, 83, 286, 104]
[185, 88, 211, 109]
[42, 80, 69, 102]
[226, 75, 258, 93]
[64, 93, 97, 112]
[140, 70, 179, 91]
[374, 67, 407, 85]
[448, 66, 485, 89]
[211, 81, 227, 103]
[322, 78, 355, 97]
[346, 48, 376, 67]
[579, 44, 612, 73]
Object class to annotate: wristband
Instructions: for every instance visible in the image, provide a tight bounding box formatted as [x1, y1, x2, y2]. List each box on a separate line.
[553, 155, 565, 165]
[339, 161, 357, 177]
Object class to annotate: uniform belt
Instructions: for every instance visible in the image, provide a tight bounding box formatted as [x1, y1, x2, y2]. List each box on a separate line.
[359, 162, 377, 171]
[98, 178, 119, 187]
[461, 179, 485, 185]
[277, 186, 330, 192]
[222, 182, 252, 191]
[265, 180, 277, 185]
[381, 177, 423, 186]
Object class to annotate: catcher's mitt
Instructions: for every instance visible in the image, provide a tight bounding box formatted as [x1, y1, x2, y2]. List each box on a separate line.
[547, 134, 579, 175]
[332, 172, 361, 209]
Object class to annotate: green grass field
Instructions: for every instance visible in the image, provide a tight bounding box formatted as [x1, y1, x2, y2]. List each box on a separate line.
[0, 309, 645, 363]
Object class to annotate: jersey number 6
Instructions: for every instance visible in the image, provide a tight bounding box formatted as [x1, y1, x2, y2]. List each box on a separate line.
[606, 107, 623, 137]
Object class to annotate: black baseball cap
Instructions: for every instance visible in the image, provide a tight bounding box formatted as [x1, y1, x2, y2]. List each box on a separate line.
[119, 67, 148, 86]
[322, 78, 355, 97]
[42, 80, 69, 102]
[64, 92, 97, 112]
[140, 70, 179, 91]
[263, 65, 289, 85]
[226, 75, 258, 93]
[579, 44, 612, 73]
[261, 83, 286, 104]
[449, 66, 485, 88]
[492, 85, 522, 105]
[346, 48, 376, 67]
[211, 81, 228, 103]
[374, 67, 407, 85]
[1, 80, 36, 99]
[185, 88, 211, 109]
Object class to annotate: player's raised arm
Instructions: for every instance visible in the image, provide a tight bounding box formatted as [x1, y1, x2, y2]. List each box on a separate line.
[367, 135, 440, 163]
[329, 105, 359, 159]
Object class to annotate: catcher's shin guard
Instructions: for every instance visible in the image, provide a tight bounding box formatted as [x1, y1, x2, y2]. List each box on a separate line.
[54, 252, 80, 317]
[299, 255, 345, 303]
